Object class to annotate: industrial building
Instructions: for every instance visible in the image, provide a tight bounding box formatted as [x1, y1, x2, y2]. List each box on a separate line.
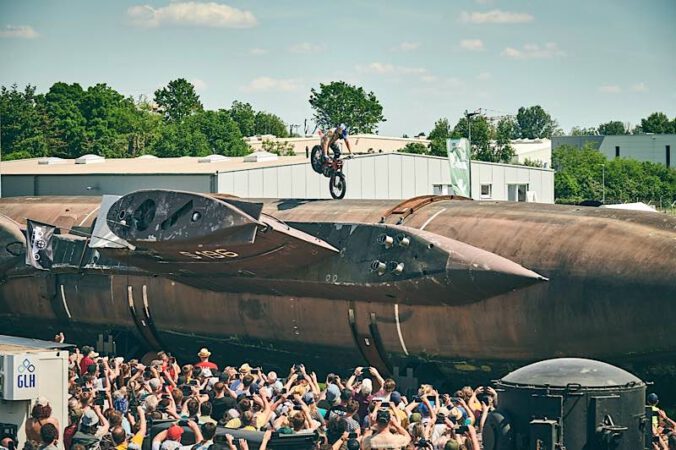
[0, 152, 554, 203]
[552, 134, 674, 168]
[246, 133, 429, 155]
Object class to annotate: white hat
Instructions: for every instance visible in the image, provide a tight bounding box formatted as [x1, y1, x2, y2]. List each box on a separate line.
[37, 396, 49, 407]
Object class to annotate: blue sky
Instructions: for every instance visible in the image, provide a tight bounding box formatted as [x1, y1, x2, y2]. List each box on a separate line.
[1, 0, 675, 136]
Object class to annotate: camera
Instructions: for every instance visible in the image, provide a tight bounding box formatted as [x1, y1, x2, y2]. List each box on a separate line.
[416, 439, 431, 448]
[456, 425, 469, 434]
[348, 432, 357, 439]
[293, 405, 303, 411]
[180, 384, 193, 397]
[376, 409, 390, 424]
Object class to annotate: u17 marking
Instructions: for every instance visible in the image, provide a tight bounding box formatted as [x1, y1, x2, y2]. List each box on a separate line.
[179, 249, 239, 259]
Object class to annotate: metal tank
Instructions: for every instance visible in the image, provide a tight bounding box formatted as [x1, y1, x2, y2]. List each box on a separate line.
[482, 358, 648, 450]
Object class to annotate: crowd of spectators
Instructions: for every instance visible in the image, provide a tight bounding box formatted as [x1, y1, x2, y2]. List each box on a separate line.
[1, 343, 674, 450]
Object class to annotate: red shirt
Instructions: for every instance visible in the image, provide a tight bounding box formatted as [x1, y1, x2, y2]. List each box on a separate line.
[63, 423, 77, 450]
[194, 361, 218, 371]
[80, 356, 95, 376]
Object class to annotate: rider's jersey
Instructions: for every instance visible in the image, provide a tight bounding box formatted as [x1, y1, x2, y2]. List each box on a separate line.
[326, 126, 348, 144]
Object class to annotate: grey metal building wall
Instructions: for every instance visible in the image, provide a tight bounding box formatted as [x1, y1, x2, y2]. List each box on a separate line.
[217, 153, 555, 203]
[1, 174, 214, 197]
[552, 135, 674, 167]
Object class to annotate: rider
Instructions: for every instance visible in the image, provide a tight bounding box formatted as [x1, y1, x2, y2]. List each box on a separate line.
[321, 123, 353, 161]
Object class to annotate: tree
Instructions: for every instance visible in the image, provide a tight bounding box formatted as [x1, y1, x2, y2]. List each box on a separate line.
[153, 78, 203, 122]
[598, 121, 627, 135]
[152, 110, 249, 157]
[41, 82, 88, 157]
[552, 144, 676, 204]
[515, 105, 559, 139]
[399, 142, 428, 154]
[309, 81, 385, 133]
[570, 126, 598, 136]
[451, 115, 493, 160]
[639, 112, 674, 134]
[229, 101, 256, 136]
[0, 84, 50, 159]
[261, 139, 294, 156]
[428, 118, 452, 156]
[254, 111, 288, 137]
[494, 117, 517, 162]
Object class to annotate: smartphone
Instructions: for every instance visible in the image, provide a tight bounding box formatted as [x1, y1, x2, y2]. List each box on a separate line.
[456, 425, 469, 434]
[293, 405, 303, 410]
[381, 402, 390, 408]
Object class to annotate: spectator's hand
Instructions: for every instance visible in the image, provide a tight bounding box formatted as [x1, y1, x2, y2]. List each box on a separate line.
[54, 332, 65, 343]
[238, 439, 249, 450]
[369, 367, 379, 375]
[225, 434, 234, 445]
[262, 429, 272, 443]
[354, 367, 363, 376]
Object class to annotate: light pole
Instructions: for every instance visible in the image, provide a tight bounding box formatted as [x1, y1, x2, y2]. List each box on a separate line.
[464, 109, 481, 151]
[598, 163, 605, 204]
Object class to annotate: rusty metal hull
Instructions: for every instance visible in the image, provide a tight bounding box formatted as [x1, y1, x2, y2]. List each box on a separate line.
[0, 195, 675, 394]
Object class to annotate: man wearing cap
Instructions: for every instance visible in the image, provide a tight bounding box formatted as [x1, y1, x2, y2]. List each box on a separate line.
[79, 347, 99, 377]
[195, 349, 218, 371]
[71, 405, 109, 449]
[151, 421, 203, 450]
[362, 408, 410, 450]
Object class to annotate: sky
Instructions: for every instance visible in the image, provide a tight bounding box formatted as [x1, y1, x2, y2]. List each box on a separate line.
[1, 0, 675, 136]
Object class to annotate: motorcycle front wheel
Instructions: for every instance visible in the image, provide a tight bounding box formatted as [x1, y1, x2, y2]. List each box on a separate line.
[329, 171, 346, 199]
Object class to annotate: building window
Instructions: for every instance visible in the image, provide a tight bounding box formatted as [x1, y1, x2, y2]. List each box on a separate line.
[480, 184, 492, 199]
[667, 145, 671, 168]
[433, 184, 454, 195]
[615, 146, 620, 158]
[507, 184, 529, 202]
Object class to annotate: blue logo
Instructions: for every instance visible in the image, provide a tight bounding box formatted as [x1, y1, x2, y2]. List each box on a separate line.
[18, 358, 36, 374]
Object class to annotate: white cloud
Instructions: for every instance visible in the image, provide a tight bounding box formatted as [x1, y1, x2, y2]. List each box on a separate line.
[392, 42, 420, 52]
[599, 85, 621, 94]
[631, 82, 648, 92]
[242, 76, 300, 92]
[250, 48, 267, 55]
[460, 9, 534, 24]
[501, 42, 565, 59]
[356, 62, 427, 76]
[127, 2, 257, 28]
[288, 42, 325, 54]
[460, 39, 484, 51]
[477, 72, 491, 80]
[191, 78, 207, 91]
[0, 25, 39, 39]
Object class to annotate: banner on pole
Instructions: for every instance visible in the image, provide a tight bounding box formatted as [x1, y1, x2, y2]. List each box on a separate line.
[25, 220, 56, 270]
[447, 138, 471, 197]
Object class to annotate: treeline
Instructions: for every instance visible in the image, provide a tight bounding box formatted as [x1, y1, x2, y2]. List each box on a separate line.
[570, 113, 676, 136]
[402, 107, 675, 164]
[402, 105, 560, 163]
[554, 144, 676, 206]
[0, 79, 289, 160]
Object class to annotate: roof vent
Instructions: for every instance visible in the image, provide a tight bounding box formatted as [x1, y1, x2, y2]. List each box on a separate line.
[136, 154, 158, 159]
[198, 154, 230, 163]
[243, 151, 278, 162]
[75, 154, 105, 164]
[38, 157, 68, 165]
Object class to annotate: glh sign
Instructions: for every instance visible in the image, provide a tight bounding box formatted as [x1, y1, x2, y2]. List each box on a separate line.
[2, 354, 40, 400]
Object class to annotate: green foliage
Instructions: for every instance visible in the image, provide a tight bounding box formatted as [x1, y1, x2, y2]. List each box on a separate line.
[522, 158, 545, 168]
[428, 118, 452, 156]
[0, 84, 50, 157]
[254, 111, 288, 137]
[309, 81, 385, 133]
[553, 144, 676, 204]
[398, 142, 428, 154]
[153, 78, 203, 122]
[515, 105, 559, 139]
[570, 126, 598, 136]
[0, 81, 261, 160]
[638, 112, 675, 134]
[261, 140, 295, 156]
[227, 101, 288, 137]
[598, 121, 627, 135]
[152, 110, 249, 157]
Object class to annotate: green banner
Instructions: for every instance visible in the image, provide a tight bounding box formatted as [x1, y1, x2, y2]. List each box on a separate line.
[447, 138, 471, 197]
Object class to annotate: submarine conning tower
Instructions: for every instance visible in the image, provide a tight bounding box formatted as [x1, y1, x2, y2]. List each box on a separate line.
[482, 358, 649, 450]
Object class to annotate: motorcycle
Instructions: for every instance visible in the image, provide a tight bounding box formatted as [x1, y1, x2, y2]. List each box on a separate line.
[310, 144, 347, 200]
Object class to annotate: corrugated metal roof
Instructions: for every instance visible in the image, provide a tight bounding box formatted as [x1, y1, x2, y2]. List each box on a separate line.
[0, 334, 73, 353]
